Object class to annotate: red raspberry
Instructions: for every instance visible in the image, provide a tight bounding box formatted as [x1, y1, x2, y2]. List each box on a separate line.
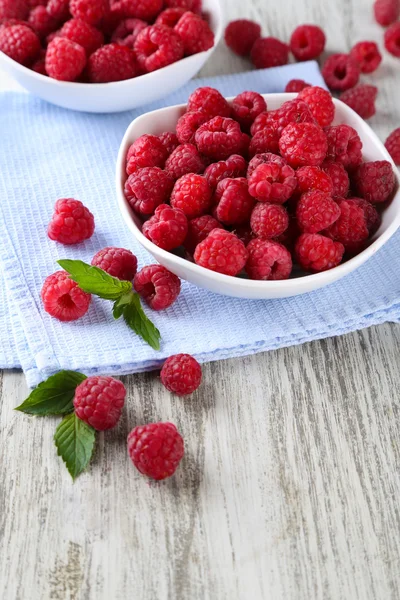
[69, 0, 108, 25]
[48, 198, 95, 244]
[325, 124, 363, 170]
[224, 18, 261, 57]
[385, 127, 400, 165]
[231, 91, 267, 131]
[295, 166, 333, 196]
[353, 160, 395, 203]
[295, 233, 344, 272]
[111, 18, 147, 47]
[248, 159, 297, 204]
[126, 134, 168, 175]
[213, 177, 255, 225]
[350, 41, 382, 74]
[194, 229, 247, 276]
[0, 24, 40, 65]
[134, 25, 184, 72]
[183, 215, 223, 253]
[322, 53, 360, 91]
[274, 98, 316, 136]
[250, 202, 289, 239]
[165, 0, 201, 11]
[91, 247, 138, 280]
[156, 7, 185, 28]
[325, 198, 369, 247]
[249, 128, 280, 157]
[384, 22, 400, 57]
[142, 204, 188, 250]
[176, 110, 209, 145]
[74, 376, 126, 431]
[0, 18, 32, 31]
[349, 197, 381, 235]
[47, 0, 70, 20]
[247, 152, 283, 178]
[284, 79, 310, 93]
[279, 122, 328, 168]
[115, 0, 163, 21]
[340, 85, 378, 120]
[174, 11, 214, 56]
[187, 87, 231, 119]
[165, 143, 205, 179]
[134, 264, 181, 310]
[170, 173, 212, 218]
[45, 36, 86, 81]
[28, 6, 59, 39]
[233, 224, 254, 246]
[374, 0, 400, 26]
[321, 161, 350, 198]
[41, 271, 91, 321]
[195, 116, 243, 160]
[204, 154, 247, 189]
[289, 24, 326, 61]
[127, 422, 184, 480]
[0, 0, 29, 20]
[296, 190, 340, 233]
[87, 43, 137, 82]
[245, 238, 292, 280]
[160, 353, 202, 395]
[158, 131, 179, 156]
[250, 36, 289, 69]
[298, 86, 335, 127]
[59, 18, 104, 56]
[125, 167, 173, 216]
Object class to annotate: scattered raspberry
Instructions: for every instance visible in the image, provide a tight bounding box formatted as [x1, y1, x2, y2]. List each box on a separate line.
[231, 91, 267, 130]
[350, 41, 382, 74]
[183, 215, 223, 253]
[47, 0, 70, 20]
[250, 202, 289, 239]
[285, 79, 310, 93]
[175, 11, 214, 55]
[250, 36, 289, 69]
[45, 36, 86, 80]
[195, 116, 243, 160]
[160, 353, 202, 395]
[384, 22, 400, 57]
[295, 233, 344, 272]
[69, 0, 109, 25]
[73, 376, 126, 431]
[325, 124, 363, 169]
[134, 264, 181, 310]
[214, 177, 255, 225]
[176, 110, 209, 145]
[111, 17, 146, 48]
[125, 167, 173, 216]
[249, 128, 280, 156]
[126, 134, 168, 175]
[28, 6, 59, 39]
[353, 160, 395, 203]
[170, 173, 212, 219]
[156, 7, 185, 28]
[279, 122, 328, 168]
[340, 85, 378, 120]
[59, 18, 104, 56]
[87, 43, 137, 82]
[91, 247, 138, 280]
[134, 24, 184, 72]
[187, 87, 231, 119]
[384, 128, 400, 164]
[325, 198, 369, 247]
[204, 154, 247, 189]
[158, 131, 179, 156]
[349, 197, 381, 235]
[48, 198, 95, 244]
[224, 18, 261, 57]
[321, 161, 350, 198]
[116, 0, 163, 21]
[142, 204, 188, 250]
[295, 166, 334, 196]
[248, 159, 297, 204]
[296, 190, 340, 233]
[322, 53, 360, 91]
[41, 271, 91, 321]
[194, 228, 248, 276]
[127, 422, 184, 480]
[374, 0, 400, 26]
[298, 86, 335, 127]
[245, 238, 292, 280]
[0, 0, 29, 20]
[0, 24, 40, 65]
[289, 24, 326, 61]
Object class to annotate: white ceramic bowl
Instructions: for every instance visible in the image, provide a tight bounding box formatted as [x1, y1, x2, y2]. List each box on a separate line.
[116, 93, 400, 299]
[0, 0, 223, 113]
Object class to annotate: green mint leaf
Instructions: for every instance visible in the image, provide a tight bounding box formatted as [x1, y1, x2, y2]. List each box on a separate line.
[54, 413, 96, 480]
[113, 292, 161, 351]
[58, 259, 132, 300]
[15, 370, 87, 416]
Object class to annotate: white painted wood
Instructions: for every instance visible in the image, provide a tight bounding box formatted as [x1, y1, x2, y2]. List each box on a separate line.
[1, 0, 400, 598]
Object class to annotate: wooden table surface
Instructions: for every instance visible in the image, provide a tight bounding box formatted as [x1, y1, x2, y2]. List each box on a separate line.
[1, 0, 400, 598]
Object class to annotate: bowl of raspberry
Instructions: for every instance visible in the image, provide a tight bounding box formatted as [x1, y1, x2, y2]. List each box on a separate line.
[116, 86, 400, 299]
[0, 0, 222, 113]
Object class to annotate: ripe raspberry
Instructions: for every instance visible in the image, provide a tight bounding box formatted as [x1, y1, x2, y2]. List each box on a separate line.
[134, 264, 181, 310]
[295, 233, 344, 272]
[91, 247, 138, 280]
[87, 44, 137, 83]
[0, 0, 29, 20]
[116, 0, 163, 21]
[322, 53, 360, 91]
[127, 422, 184, 480]
[296, 190, 340, 233]
[385, 128, 400, 165]
[298, 86, 335, 127]
[350, 41, 382, 74]
[142, 204, 188, 250]
[353, 160, 395, 203]
[246, 238, 292, 280]
[165, 0, 201, 12]
[325, 198, 369, 247]
[194, 229, 248, 276]
[195, 116, 243, 160]
[41, 271, 91, 321]
[159, 131, 179, 156]
[59, 18, 104, 56]
[170, 173, 212, 219]
[69, 0, 108, 25]
[74, 376, 126, 431]
[175, 11, 214, 56]
[111, 18, 147, 47]
[340, 85, 378, 120]
[272, 98, 316, 136]
[285, 79, 310, 93]
[45, 36, 86, 80]
[231, 91, 267, 130]
[321, 161, 350, 198]
[204, 154, 247, 189]
[183, 215, 223, 253]
[125, 167, 173, 216]
[176, 110, 209, 145]
[28, 6, 59, 39]
[384, 22, 400, 57]
[160, 353, 202, 395]
[48, 198, 95, 244]
[47, 0, 70, 20]
[295, 166, 334, 196]
[156, 7, 185, 28]
[187, 87, 231, 119]
[165, 143, 205, 179]
[134, 25, 184, 72]
[250, 202, 289, 239]
[289, 24, 326, 61]
[224, 19, 261, 57]
[249, 128, 280, 156]
[349, 197, 381, 235]
[247, 152, 284, 178]
[250, 36, 289, 69]
[325, 125, 363, 170]
[279, 122, 328, 168]
[126, 134, 168, 175]
[0, 24, 40, 66]
[0, 18, 31, 31]
[213, 177, 255, 225]
[374, 0, 400, 26]
[248, 159, 297, 204]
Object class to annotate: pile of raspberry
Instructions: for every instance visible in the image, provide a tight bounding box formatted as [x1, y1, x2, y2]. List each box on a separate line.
[0, 0, 214, 82]
[123, 85, 396, 280]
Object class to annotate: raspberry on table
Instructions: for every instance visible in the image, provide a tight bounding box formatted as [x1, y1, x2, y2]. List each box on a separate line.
[134, 264, 181, 310]
[142, 204, 188, 250]
[87, 43, 137, 82]
[0, 24, 40, 66]
[134, 25, 184, 73]
[322, 53, 360, 91]
[187, 87, 231, 119]
[165, 143, 205, 179]
[250, 36, 289, 69]
[245, 238, 292, 280]
[127, 422, 184, 480]
[289, 24, 326, 61]
[28, 6, 59, 39]
[298, 86, 335, 128]
[74, 376, 126, 431]
[111, 18, 147, 47]
[0, 0, 29, 20]
[213, 177, 255, 225]
[158, 131, 180, 156]
[340, 85, 378, 120]
[69, 0, 109, 25]
[295, 166, 334, 196]
[195, 116, 243, 160]
[170, 173, 212, 219]
[249, 128, 280, 157]
[284, 79, 310, 93]
[248, 159, 297, 204]
[325, 124, 363, 169]
[59, 18, 104, 56]
[91, 247, 138, 281]
[385, 128, 400, 164]
[48, 198, 95, 244]
[175, 11, 214, 55]
[194, 229, 248, 276]
[183, 215, 223, 253]
[295, 233, 344, 272]
[353, 160, 395, 203]
[204, 154, 247, 190]
[321, 161, 350, 198]
[126, 134, 168, 175]
[374, 0, 400, 26]
[156, 7, 186, 28]
[349, 197, 381, 235]
[160, 353, 202, 395]
[176, 110, 209, 145]
[250, 202, 289, 239]
[224, 18, 261, 57]
[279, 122, 328, 168]
[231, 91, 267, 131]
[350, 41, 382, 74]
[296, 190, 340, 233]
[116, 0, 163, 21]
[47, 0, 70, 20]
[125, 167, 173, 216]
[46, 37, 87, 81]
[384, 22, 400, 57]
[41, 271, 92, 321]
[325, 198, 369, 248]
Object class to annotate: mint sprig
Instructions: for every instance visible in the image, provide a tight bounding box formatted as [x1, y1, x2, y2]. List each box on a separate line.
[54, 413, 96, 480]
[15, 370, 86, 416]
[114, 292, 161, 351]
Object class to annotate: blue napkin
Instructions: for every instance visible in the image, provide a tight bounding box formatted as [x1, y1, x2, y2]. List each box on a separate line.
[1, 62, 399, 387]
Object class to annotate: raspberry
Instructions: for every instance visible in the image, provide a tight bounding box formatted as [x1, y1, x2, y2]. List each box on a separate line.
[384, 22, 400, 57]
[224, 19, 261, 57]
[353, 160, 395, 203]
[117, 0, 163, 20]
[248, 159, 297, 204]
[285, 79, 310, 93]
[69, 0, 108, 25]
[279, 122, 328, 168]
[160, 354, 202, 395]
[233, 224, 255, 246]
[73, 376, 126, 431]
[325, 125, 363, 170]
[183, 215, 223, 253]
[142, 204, 188, 250]
[298, 86, 335, 127]
[111, 18, 147, 47]
[296, 190, 340, 233]
[48, 198, 95, 244]
[250, 203, 289, 239]
[340, 85, 378, 120]
[59, 18, 104, 56]
[374, 0, 400, 26]
[0, 18, 31, 31]
[289, 24, 326, 61]
[159, 131, 179, 156]
[45, 36, 86, 80]
[87, 44, 137, 83]
[165, 0, 201, 12]
[273, 98, 316, 136]
[0, 0, 29, 20]
[246, 239, 292, 280]
[174, 11, 214, 56]
[134, 264, 181, 310]
[165, 143, 205, 180]
[176, 110, 209, 145]
[295, 166, 333, 196]
[213, 177, 255, 225]
[127, 422, 184, 480]
[204, 154, 247, 189]
[91, 247, 138, 280]
[156, 7, 185, 28]
[250, 37, 289, 69]
[325, 198, 369, 247]
[247, 152, 284, 178]
[322, 53, 360, 91]
[134, 25, 184, 73]
[47, 0, 70, 20]
[195, 116, 243, 160]
[231, 91, 267, 131]
[170, 173, 212, 219]
[295, 233, 344, 272]
[41, 271, 91, 321]
[349, 197, 381, 235]
[0, 24, 40, 65]
[126, 134, 168, 175]
[28, 6, 59, 39]
[350, 41, 382, 74]
[249, 128, 280, 156]
[321, 161, 350, 197]
[125, 167, 173, 216]
[239, 132, 251, 157]
[187, 87, 231, 119]
[385, 127, 400, 164]
[194, 229, 248, 276]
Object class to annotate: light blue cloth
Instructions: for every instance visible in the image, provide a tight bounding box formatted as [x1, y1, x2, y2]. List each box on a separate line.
[1, 62, 399, 387]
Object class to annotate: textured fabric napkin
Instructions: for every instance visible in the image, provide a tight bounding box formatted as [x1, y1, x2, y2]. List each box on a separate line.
[1, 61, 399, 387]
